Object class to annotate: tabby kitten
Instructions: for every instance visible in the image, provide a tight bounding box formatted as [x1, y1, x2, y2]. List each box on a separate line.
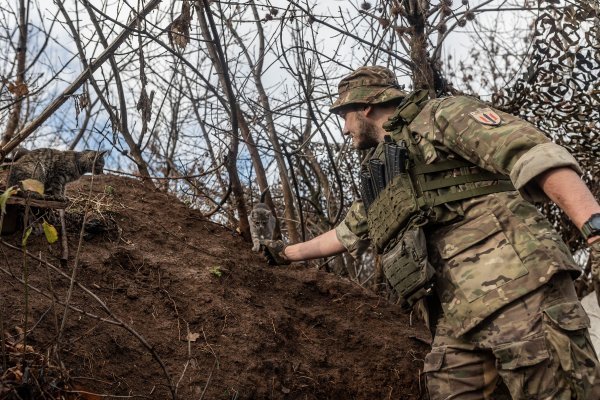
[249, 189, 276, 252]
[8, 148, 107, 200]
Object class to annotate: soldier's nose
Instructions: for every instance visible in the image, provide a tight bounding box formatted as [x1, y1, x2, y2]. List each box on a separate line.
[342, 123, 350, 136]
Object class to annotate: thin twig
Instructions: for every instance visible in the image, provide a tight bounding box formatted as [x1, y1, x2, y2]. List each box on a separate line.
[199, 358, 217, 400]
[59, 209, 68, 263]
[22, 201, 30, 352]
[62, 389, 153, 399]
[175, 360, 190, 394]
[57, 171, 96, 345]
[0, 295, 6, 371]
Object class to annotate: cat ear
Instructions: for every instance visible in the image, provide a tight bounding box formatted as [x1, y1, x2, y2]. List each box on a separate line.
[98, 149, 109, 157]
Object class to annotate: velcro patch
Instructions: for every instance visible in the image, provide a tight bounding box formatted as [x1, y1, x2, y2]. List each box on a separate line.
[469, 108, 502, 126]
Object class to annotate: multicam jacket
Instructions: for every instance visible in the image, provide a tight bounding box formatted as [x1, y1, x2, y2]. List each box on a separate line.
[336, 95, 583, 337]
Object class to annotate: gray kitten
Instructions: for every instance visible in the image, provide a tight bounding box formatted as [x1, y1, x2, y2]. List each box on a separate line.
[249, 189, 276, 252]
[8, 148, 107, 200]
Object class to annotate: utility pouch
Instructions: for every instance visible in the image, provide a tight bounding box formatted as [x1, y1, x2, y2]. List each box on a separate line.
[383, 139, 407, 183]
[360, 166, 376, 211]
[368, 159, 386, 196]
[366, 172, 419, 252]
[382, 224, 435, 306]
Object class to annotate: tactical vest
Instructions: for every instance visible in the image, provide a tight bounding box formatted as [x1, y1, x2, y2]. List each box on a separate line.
[360, 91, 516, 304]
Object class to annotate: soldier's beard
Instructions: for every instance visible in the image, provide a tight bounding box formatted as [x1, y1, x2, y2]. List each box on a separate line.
[352, 114, 380, 150]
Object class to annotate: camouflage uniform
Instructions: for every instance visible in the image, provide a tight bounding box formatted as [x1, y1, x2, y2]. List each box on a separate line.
[331, 66, 600, 399]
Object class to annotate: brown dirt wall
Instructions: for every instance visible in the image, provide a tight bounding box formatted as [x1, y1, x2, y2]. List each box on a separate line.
[0, 174, 430, 399]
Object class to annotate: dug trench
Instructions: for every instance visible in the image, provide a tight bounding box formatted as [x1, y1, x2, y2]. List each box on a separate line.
[0, 174, 430, 399]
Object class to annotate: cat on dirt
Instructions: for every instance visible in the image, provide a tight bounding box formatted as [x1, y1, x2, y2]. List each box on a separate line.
[249, 188, 276, 252]
[8, 148, 107, 200]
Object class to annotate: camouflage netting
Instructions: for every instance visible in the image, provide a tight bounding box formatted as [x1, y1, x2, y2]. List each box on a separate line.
[492, 1, 599, 266]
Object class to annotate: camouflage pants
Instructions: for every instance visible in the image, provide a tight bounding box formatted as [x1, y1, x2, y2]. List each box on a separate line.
[424, 273, 600, 399]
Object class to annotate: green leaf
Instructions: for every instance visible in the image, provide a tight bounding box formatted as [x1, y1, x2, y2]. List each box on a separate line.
[21, 179, 44, 195]
[210, 266, 222, 278]
[42, 221, 59, 244]
[22, 227, 32, 247]
[0, 186, 18, 215]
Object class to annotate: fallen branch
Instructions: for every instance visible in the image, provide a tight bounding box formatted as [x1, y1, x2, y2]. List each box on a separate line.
[6, 196, 67, 209]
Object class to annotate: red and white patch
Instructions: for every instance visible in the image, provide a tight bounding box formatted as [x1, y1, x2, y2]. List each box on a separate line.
[469, 108, 502, 126]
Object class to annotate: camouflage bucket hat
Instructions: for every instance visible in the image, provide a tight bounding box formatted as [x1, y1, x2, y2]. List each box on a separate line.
[329, 66, 407, 114]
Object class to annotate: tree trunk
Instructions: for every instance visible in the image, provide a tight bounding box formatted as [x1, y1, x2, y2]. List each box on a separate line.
[2, 0, 28, 148]
[196, 0, 250, 240]
[404, 0, 436, 96]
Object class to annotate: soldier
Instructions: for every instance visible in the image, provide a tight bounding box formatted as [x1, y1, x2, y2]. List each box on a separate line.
[261, 66, 600, 399]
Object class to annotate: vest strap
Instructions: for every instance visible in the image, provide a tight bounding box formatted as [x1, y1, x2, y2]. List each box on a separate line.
[425, 181, 516, 207]
[413, 159, 473, 174]
[418, 172, 509, 191]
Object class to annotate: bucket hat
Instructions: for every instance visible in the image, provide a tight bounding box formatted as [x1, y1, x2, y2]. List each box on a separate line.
[329, 66, 407, 114]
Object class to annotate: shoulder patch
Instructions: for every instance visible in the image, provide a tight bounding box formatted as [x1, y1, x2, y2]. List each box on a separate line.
[469, 108, 502, 126]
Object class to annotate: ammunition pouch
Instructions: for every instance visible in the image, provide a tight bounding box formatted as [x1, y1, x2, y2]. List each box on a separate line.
[367, 172, 418, 252]
[382, 222, 435, 307]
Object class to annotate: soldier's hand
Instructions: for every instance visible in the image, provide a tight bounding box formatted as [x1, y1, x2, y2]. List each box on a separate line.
[260, 239, 290, 266]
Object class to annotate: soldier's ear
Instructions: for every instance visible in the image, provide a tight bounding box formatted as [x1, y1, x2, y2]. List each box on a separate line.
[363, 105, 374, 117]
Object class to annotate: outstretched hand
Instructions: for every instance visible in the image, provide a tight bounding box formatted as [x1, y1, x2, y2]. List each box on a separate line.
[260, 239, 290, 266]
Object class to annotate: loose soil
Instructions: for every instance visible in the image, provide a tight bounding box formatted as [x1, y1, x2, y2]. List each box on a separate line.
[0, 174, 430, 399]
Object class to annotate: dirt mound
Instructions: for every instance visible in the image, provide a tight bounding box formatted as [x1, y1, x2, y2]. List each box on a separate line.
[0, 174, 430, 399]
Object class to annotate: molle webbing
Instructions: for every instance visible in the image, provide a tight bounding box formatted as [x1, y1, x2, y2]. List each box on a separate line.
[412, 158, 473, 174]
[419, 180, 515, 208]
[418, 171, 506, 191]
[413, 158, 515, 208]
[366, 172, 419, 252]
